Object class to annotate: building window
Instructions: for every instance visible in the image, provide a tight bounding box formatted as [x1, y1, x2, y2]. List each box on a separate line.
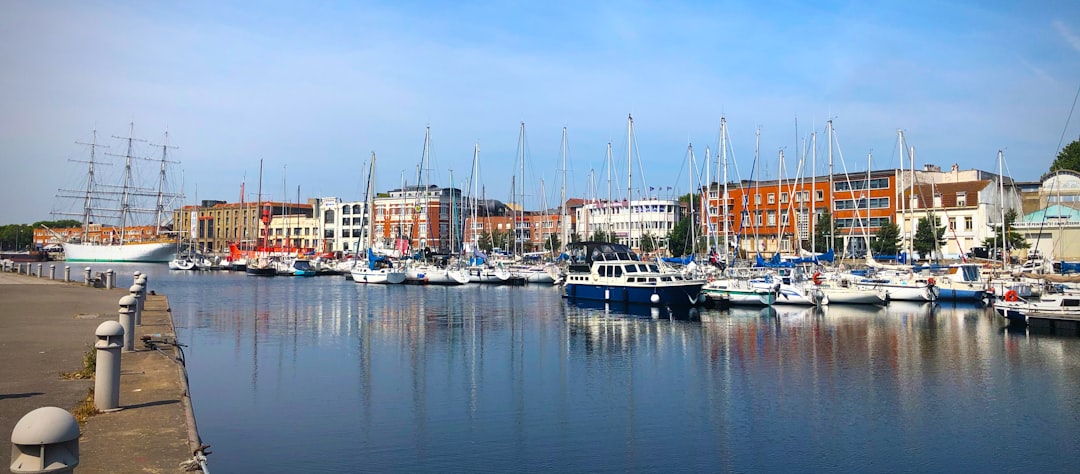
[755, 194, 762, 205]
[965, 217, 973, 231]
[324, 210, 334, 223]
[956, 192, 967, 207]
[816, 190, 824, 201]
[767, 193, 775, 204]
[342, 206, 351, 215]
[780, 192, 788, 203]
[767, 211, 776, 226]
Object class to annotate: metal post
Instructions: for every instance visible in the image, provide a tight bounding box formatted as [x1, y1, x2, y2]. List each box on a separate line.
[83, 267, 92, 286]
[49, 264, 56, 280]
[129, 284, 144, 327]
[9, 407, 80, 473]
[36, 264, 42, 278]
[105, 269, 114, 289]
[135, 275, 147, 325]
[64, 266, 71, 282]
[93, 321, 124, 411]
[118, 295, 137, 352]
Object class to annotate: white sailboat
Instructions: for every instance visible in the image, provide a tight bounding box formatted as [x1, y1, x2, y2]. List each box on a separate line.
[351, 152, 407, 284]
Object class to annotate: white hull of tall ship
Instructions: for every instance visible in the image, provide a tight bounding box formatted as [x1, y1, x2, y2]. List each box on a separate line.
[63, 241, 175, 263]
[350, 265, 406, 284]
[406, 264, 470, 285]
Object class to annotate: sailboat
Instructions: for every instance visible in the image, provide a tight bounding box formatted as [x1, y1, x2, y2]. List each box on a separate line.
[351, 152, 407, 284]
[56, 125, 181, 262]
[246, 159, 277, 276]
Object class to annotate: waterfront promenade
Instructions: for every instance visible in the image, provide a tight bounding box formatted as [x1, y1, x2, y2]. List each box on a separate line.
[0, 270, 197, 472]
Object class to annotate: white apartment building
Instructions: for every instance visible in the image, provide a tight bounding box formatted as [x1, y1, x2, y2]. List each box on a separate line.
[574, 198, 681, 252]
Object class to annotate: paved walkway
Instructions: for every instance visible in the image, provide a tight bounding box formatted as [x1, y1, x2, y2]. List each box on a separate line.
[0, 270, 199, 472]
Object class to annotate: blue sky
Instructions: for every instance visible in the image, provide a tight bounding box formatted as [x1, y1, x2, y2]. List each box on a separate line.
[2, 0, 1079, 225]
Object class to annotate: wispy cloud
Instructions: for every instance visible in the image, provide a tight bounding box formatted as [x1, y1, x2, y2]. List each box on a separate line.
[1054, 20, 1080, 53]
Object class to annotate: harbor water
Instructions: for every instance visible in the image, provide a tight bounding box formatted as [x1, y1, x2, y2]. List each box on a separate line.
[115, 265, 1078, 473]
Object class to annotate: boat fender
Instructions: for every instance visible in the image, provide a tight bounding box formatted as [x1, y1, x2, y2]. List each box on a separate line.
[927, 277, 936, 287]
[1004, 290, 1019, 302]
[812, 271, 822, 286]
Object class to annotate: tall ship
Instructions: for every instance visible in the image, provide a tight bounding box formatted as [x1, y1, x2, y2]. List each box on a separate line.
[52, 124, 182, 263]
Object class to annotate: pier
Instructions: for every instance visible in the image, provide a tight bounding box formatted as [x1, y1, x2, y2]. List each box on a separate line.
[0, 270, 200, 472]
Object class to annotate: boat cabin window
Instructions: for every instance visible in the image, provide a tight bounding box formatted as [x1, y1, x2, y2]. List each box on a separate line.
[625, 265, 638, 273]
[1065, 299, 1080, 307]
[647, 264, 660, 273]
[613, 266, 623, 277]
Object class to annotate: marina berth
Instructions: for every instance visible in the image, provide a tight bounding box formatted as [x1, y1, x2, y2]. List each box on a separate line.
[994, 291, 1080, 325]
[562, 241, 705, 306]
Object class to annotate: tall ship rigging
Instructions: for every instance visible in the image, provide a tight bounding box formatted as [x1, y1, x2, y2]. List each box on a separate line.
[52, 124, 182, 262]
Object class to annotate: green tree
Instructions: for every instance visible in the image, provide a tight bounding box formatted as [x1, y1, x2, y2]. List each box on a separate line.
[0, 224, 34, 251]
[870, 221, 901, 256]
[812, 211, 833, 253]
[32, 220, 81, 229]
[478, 230, 495, 252]
[983, 208, 1029, 252]
[639, 232, 656, 254]
[569, 232, 582, 244]
[1049, 139, 1080, 173]
[591, 230, 612, 243]
[666, 216, 692, 257]
[544, 234, 561, 252]
[913, 214, 946, 259]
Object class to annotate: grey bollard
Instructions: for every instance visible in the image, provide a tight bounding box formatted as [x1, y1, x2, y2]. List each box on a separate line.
[63, 266, 70, 282]
[49, 264, 56, 280]
[118, 295, 138, 352]
[94, 321, 124, 411]
[135, 275, 147, 323]
[36, 264, 42, 278]
[129, 284, 144, 326]
[19, 263, 25, 274]
[9, 406, 80, 473]
[105, 269, 114, 289]
[83, 267, 92, 286]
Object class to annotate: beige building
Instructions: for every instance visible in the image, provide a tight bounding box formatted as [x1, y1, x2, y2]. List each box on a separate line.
[173, 200, 314, 253]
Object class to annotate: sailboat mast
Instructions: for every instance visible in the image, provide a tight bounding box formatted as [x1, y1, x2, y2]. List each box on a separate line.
[519, 122, 526, 256]
[827, 120, 835, 252]
[560, 127, 568, 252]
[368, 152, 377, 251]
[688, 143, 696, 255]
[472, 143, 479, 249]
[627, 114, 633, 249]
[721, 117, 730, 262]
[110, 122, 145, 245]
[152, 130, 177, 231]
[606, 142, 613, 239]
[256, 159, 264, 249]
[74, 129, 107, 239]
[810, 130, 817, 254]
[777, 149, 784, 253]
[999, 149, 1006, 268]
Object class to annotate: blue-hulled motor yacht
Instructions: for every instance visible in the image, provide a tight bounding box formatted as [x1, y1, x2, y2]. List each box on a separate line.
[563, 241, 705, 306]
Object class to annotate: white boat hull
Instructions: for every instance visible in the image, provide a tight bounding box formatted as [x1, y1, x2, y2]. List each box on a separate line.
[63, 241, 175, 263]
[351, 267, 406, 284]
[819, 286, 886, 305]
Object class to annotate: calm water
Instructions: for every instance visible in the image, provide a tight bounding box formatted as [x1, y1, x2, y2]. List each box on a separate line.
[108, 264, 1079, 473]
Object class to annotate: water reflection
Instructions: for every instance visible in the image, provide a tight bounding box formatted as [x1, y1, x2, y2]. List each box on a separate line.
[90, 264, 1080, 473]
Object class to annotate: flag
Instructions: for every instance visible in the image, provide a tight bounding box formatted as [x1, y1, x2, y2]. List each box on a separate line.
[649, 186, 655, 191]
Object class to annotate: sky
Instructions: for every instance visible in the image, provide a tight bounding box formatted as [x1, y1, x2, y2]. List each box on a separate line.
[2, 0, 1079, 225]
